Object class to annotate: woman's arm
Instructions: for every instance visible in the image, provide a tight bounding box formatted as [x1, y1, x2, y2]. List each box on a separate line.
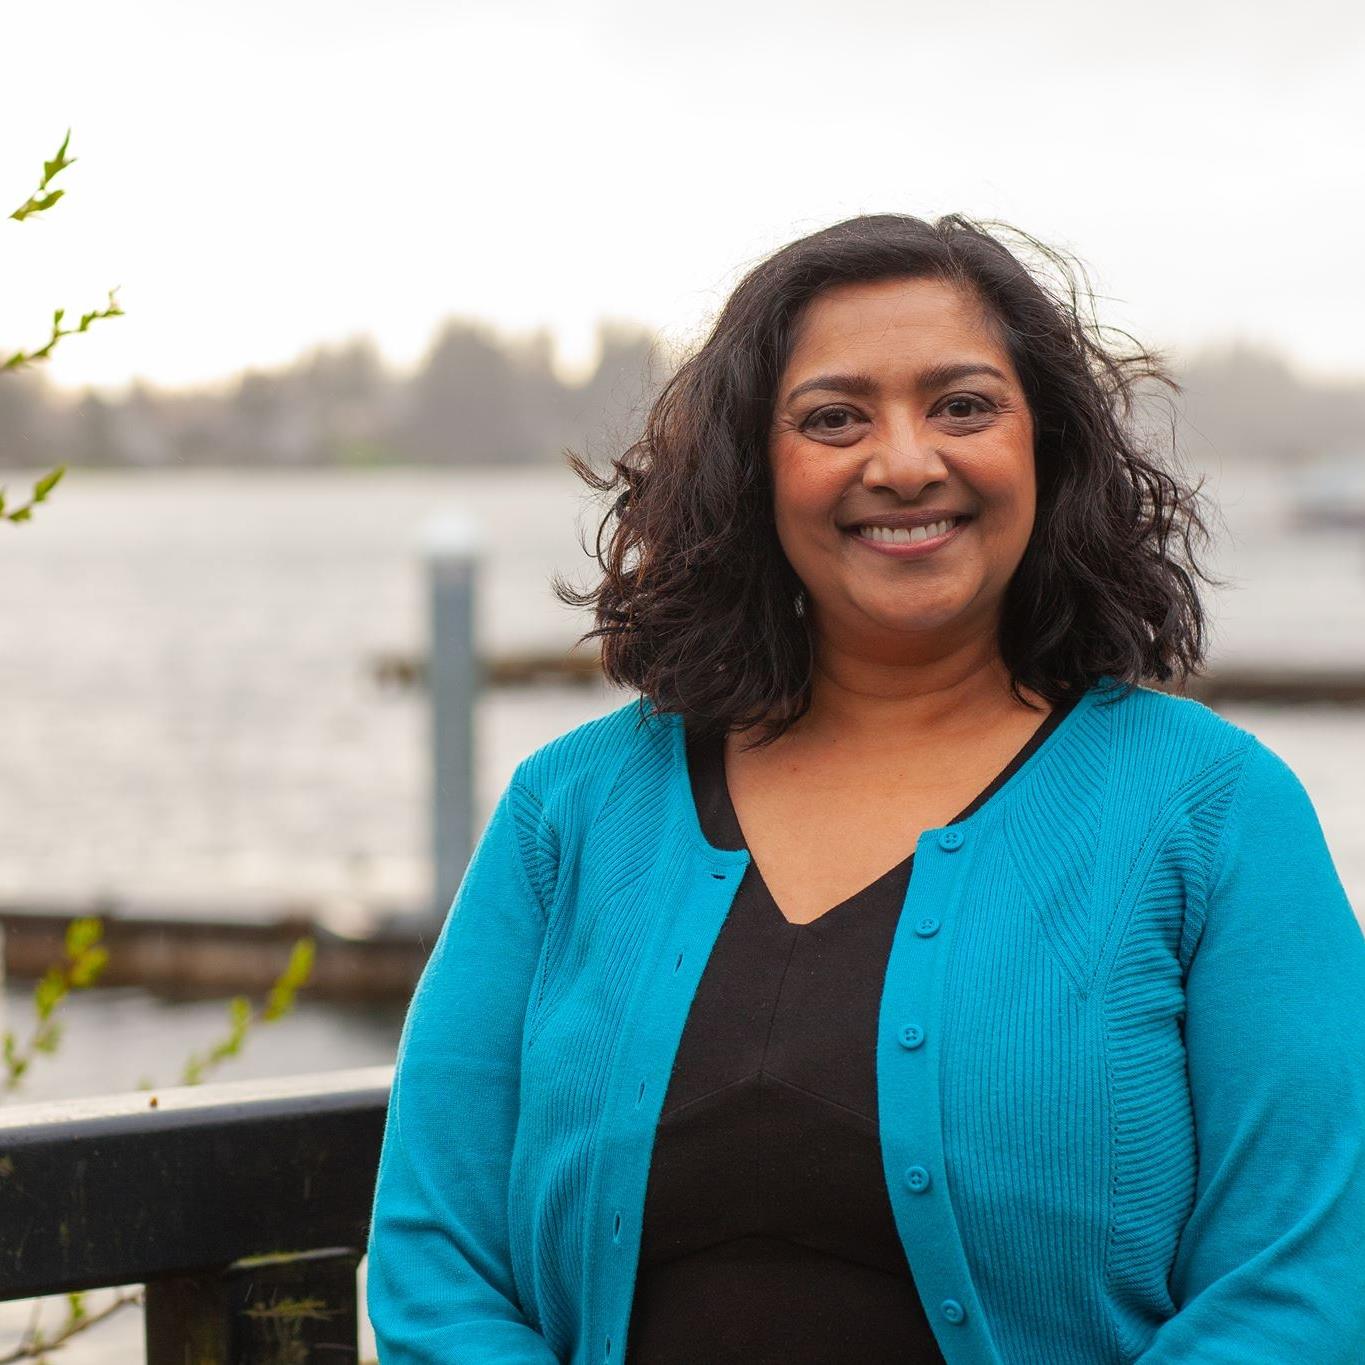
[1137, 738, 1365, 1363]
[366, 772, 561, 1364]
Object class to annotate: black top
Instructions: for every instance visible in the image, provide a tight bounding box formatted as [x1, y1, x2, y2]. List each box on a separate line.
[626, 694, 1080, 1363]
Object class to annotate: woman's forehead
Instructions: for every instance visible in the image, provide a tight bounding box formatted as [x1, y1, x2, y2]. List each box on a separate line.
[783, 278, 1011, 380]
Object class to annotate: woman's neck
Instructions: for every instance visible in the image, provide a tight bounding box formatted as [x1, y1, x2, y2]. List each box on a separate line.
[801, 653, 1039, 744]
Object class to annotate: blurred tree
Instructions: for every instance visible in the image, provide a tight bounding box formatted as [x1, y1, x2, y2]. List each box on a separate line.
[292, 334, 398, 465]
[400, 317, 542, 464]
[70, 388, 122, 467]
[0, 368, 53, 470]
[560, 319, 669, 470]
[1176, 341, 1365, 468]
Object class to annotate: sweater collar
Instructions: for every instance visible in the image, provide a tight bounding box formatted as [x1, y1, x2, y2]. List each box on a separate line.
[650, 673, 1125, 864]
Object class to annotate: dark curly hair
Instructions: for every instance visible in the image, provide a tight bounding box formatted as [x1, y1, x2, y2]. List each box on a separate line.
[551, 212, 1226, 749]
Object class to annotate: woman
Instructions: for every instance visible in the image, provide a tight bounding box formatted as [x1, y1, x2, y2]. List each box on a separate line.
[366, 214, 1365, 1364]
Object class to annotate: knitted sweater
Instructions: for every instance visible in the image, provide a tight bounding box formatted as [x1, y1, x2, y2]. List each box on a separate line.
[365, 674, 1365, 1364]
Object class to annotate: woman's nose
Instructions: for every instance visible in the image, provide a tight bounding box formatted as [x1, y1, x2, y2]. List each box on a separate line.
[859, 416, 951, 495]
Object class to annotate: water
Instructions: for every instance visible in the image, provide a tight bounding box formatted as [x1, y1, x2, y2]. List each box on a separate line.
[0, 463, 1360, 1361]
[0, 466, 628, 913]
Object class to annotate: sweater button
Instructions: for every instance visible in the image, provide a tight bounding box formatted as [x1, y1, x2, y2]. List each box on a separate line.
[938, 828, 965, 851]
[898, 1023, 925, 1049]
[904, 1164, 932, 1193]
[914, 916, 941, 937]
[941, 1298, 966, 1325]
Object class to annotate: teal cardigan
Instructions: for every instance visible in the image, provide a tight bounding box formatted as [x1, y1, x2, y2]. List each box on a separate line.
[366, 675, 1365, 1364]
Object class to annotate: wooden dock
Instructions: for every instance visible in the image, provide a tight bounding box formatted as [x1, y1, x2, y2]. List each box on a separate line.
[1146, 666, 1365, 705]
[375, 649, 1365, 705]
[0, 901, 427, 1003]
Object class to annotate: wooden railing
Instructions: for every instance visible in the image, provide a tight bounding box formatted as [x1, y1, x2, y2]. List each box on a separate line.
[0, 1066, 391, 1362]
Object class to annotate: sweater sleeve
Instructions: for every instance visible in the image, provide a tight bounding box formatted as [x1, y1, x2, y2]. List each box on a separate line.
[1137, 738, 1365, 1364]
[366, 773, 560, 1364]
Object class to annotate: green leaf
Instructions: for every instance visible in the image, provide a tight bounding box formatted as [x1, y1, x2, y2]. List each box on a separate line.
[65, 917, 103, 956]
[33, 968, 66, 1019]
[68, 945, 108, 988]
[7, 506, 32, 524]
[44, 130, 75, 187]
[263, 937, 316, 1020]
[32, 466, 65, 501]
[10, 188, 64, 222]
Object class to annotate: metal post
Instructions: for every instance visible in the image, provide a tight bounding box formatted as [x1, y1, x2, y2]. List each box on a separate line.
[422, 513, 481, 926]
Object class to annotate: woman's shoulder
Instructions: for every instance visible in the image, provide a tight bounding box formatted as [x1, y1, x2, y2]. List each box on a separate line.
[1087, 679, 1328, 852]
[1009, 678, 1276, 855]
[1034, 682, 1343, 934]
[509, 693, 676, 826]
[1089, 677, 1261, 774]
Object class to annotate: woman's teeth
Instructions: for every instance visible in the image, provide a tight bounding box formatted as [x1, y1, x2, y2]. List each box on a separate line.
[856, 518, 958, 545]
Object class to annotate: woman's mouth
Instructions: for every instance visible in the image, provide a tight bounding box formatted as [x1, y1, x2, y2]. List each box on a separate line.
[845, 515, 971, 559]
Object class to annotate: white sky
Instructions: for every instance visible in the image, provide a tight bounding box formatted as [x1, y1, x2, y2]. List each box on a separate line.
[2, 0, 1363, 396]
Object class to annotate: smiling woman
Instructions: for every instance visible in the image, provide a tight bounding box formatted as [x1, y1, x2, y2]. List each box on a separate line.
[365, 214, 1365, 1364]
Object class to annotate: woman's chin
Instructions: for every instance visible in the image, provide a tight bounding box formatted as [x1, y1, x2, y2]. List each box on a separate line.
[841, 604, 978, 642]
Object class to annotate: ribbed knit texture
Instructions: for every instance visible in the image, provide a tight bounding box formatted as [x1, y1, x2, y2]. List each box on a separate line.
[366, 675, 1365, 1364]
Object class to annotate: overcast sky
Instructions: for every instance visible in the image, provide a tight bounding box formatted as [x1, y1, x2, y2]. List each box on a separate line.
[2, 0, 1363, 395]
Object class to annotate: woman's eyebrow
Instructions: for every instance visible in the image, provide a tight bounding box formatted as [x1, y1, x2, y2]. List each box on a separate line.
[783, 362, 1008, 405]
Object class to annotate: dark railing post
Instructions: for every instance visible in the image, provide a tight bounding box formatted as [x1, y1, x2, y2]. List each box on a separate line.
[145, 1248, 362, 1364]
[145, 1273, 232, 1362]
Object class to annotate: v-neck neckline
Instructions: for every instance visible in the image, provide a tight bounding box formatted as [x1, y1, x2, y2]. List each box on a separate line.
[683, 688, 1084, 930]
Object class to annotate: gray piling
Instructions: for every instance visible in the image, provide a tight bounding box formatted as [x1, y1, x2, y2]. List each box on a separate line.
[422, 513, 482, 926]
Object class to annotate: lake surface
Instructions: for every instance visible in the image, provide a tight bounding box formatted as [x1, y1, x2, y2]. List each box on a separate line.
[0, 462, 1360, 1362]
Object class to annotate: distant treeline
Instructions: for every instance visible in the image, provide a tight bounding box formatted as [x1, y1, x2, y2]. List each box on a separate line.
[0, 318, 1360, 471]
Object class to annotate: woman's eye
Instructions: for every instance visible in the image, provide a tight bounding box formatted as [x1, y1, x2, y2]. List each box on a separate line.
[941, 395, 990, 420]
[802, 406, 859, 433]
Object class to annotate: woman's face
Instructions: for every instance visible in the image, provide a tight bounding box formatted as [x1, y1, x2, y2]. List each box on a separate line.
[767, 274, 1037, 655]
